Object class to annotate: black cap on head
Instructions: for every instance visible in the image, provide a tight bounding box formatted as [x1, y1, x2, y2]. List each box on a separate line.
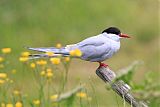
[102, 27, 121, 35]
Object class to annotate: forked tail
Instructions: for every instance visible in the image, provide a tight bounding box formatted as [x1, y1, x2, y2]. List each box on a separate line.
[27, 47, 70, 59]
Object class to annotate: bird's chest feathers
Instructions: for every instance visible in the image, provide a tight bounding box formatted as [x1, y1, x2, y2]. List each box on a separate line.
[110, 40, 120, 53]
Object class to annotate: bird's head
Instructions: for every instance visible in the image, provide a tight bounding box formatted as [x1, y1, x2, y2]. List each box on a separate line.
[102, 27, 130, 39]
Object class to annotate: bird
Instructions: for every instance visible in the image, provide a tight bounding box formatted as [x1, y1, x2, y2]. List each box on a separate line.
[27, 27, 130, 68]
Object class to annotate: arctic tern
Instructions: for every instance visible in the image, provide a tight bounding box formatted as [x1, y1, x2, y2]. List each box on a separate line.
[28, 27, 130, 67]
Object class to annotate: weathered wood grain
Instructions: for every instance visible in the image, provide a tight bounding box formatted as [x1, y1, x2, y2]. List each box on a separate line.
[96, 66, 148, 107]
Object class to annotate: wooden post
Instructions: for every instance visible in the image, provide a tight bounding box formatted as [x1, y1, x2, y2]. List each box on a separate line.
[96, 66, 148, 107]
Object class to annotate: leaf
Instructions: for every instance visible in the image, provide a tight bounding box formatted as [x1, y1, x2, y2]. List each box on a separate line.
[66, 94, 76, 107]
[116, 61, 143, 85]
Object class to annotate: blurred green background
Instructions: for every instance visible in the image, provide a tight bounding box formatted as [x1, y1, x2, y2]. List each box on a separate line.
[0, 0, 159, 106]
[0, 0, 159, 72]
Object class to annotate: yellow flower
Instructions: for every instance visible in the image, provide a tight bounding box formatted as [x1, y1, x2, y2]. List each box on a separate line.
[46, 68, 52, 72]
[30, 63, 36, 68]
[64, 57, 70, 62]
[76, 92, 87, 98]
[11, 69, 17, 74]
[46, 68, 53, 78]
[0, 79, 5, 84]
[21, 51, 30, 57]
[19, 57, 29, 62]
[1, 48, 11, 54]
[46, 72, 53, 78]
[50, 58, 60, 65]
[6, 103, 13, 107]
[69, 49, 82, 57]
[0, 73, 7, 78]
[33, 99, 40, 105]
[74, 49, 82, 57]
[69, 50, 75, 56]
[56, 43, 62, 48]
[0, 57, 4, 63]
[40, 71, 46, 76]
[50, 94, 58, 101]
[46, 52, 54, 56]
[15, 101, 22, 107]
[13, 90, 20, 95]
[36, 60, 47, 65]
[1, 102, 5, 107]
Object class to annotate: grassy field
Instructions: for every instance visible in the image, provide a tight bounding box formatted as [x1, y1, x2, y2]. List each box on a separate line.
[0, 0, 159, 107]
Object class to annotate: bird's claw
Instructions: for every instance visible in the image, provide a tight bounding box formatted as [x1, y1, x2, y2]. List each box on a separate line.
[98, 62, 108, 68]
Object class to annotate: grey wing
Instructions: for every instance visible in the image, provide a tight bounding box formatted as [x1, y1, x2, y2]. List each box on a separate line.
[77, 35, 104, 47]
[65, 35, 105, 51]
[76, 36, 111, 62]
[79, 43, 111, 62]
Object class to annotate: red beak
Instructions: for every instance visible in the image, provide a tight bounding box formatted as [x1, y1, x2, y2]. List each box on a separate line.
[119, 33, 131, 38]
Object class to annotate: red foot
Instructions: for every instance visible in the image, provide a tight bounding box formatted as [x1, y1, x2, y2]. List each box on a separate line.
[98, 62, 108, 68]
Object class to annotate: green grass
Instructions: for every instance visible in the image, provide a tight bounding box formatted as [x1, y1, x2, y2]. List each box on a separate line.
[0, 0, 159, 106]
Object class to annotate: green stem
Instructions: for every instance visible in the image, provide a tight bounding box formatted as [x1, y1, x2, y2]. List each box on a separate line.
[60, 62, 70, 94]
[89, 78, 99, 107]
[39, 83, 44, 107]
[114, 92, 120, 107]
[57, 62, 70, 107]
[47, 80, 51, 107]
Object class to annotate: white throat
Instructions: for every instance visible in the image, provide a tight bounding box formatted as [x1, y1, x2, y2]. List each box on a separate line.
[102, 33, 120, 42]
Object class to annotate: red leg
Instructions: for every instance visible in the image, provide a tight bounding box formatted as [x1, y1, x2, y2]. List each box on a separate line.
[98, 62, 108, 68]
